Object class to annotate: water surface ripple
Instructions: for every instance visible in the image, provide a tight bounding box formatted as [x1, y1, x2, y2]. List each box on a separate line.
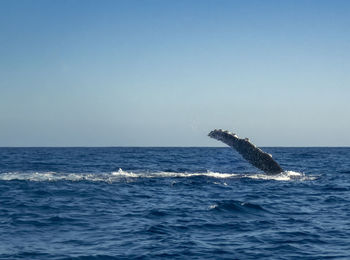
[0, 147, 349, 259]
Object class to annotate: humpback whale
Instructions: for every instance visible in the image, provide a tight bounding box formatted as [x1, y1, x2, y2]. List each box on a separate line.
[208, 129, 283, 174]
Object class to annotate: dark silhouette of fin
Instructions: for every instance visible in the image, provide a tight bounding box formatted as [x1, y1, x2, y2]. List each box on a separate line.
[208, 129, 283, 174]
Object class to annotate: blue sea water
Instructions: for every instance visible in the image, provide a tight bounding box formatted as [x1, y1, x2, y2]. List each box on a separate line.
[1, 147, 350, 259]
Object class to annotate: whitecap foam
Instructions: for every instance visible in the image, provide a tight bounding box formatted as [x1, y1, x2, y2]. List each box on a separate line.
[244, 171, 317, 181]
[0, 169, 316, 183]
[208, 204, 218, 209]
[111, 168, 139, 178]
[0, 169, 237, 183]
[0, 172, 114, 182]
[111, 169, 238, 179]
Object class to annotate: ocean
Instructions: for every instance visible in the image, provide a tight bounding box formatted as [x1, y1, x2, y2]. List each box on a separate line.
[0, 147, 349, 259]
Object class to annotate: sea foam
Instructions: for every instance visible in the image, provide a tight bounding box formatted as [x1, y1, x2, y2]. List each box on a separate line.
[0, 169, 315, 183]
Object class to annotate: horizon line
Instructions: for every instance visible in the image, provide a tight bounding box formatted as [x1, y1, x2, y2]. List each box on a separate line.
[0, 146, 349, 148]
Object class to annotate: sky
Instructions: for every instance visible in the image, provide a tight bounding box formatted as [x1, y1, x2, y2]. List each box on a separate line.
[0, 0, 349, 147]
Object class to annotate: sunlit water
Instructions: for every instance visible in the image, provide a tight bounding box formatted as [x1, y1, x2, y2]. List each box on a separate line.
[1, 147, 350, 259]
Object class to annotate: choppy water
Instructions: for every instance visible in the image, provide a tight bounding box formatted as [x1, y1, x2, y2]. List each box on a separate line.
[1, 147, 350, 259]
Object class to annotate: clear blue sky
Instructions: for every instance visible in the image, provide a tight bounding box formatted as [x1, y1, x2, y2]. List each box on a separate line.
[1, 0, 349, 146]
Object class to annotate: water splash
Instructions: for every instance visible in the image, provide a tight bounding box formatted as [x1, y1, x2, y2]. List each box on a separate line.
[0, 169, 315, 183]
[244, 171, 317, 181]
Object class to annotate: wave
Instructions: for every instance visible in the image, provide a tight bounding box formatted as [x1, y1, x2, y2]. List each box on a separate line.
[0, 169, 315, 183]
[208, 200, 268, 214]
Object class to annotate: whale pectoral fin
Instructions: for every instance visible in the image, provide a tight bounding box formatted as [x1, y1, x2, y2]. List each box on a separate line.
[208, 129, 283, 174]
